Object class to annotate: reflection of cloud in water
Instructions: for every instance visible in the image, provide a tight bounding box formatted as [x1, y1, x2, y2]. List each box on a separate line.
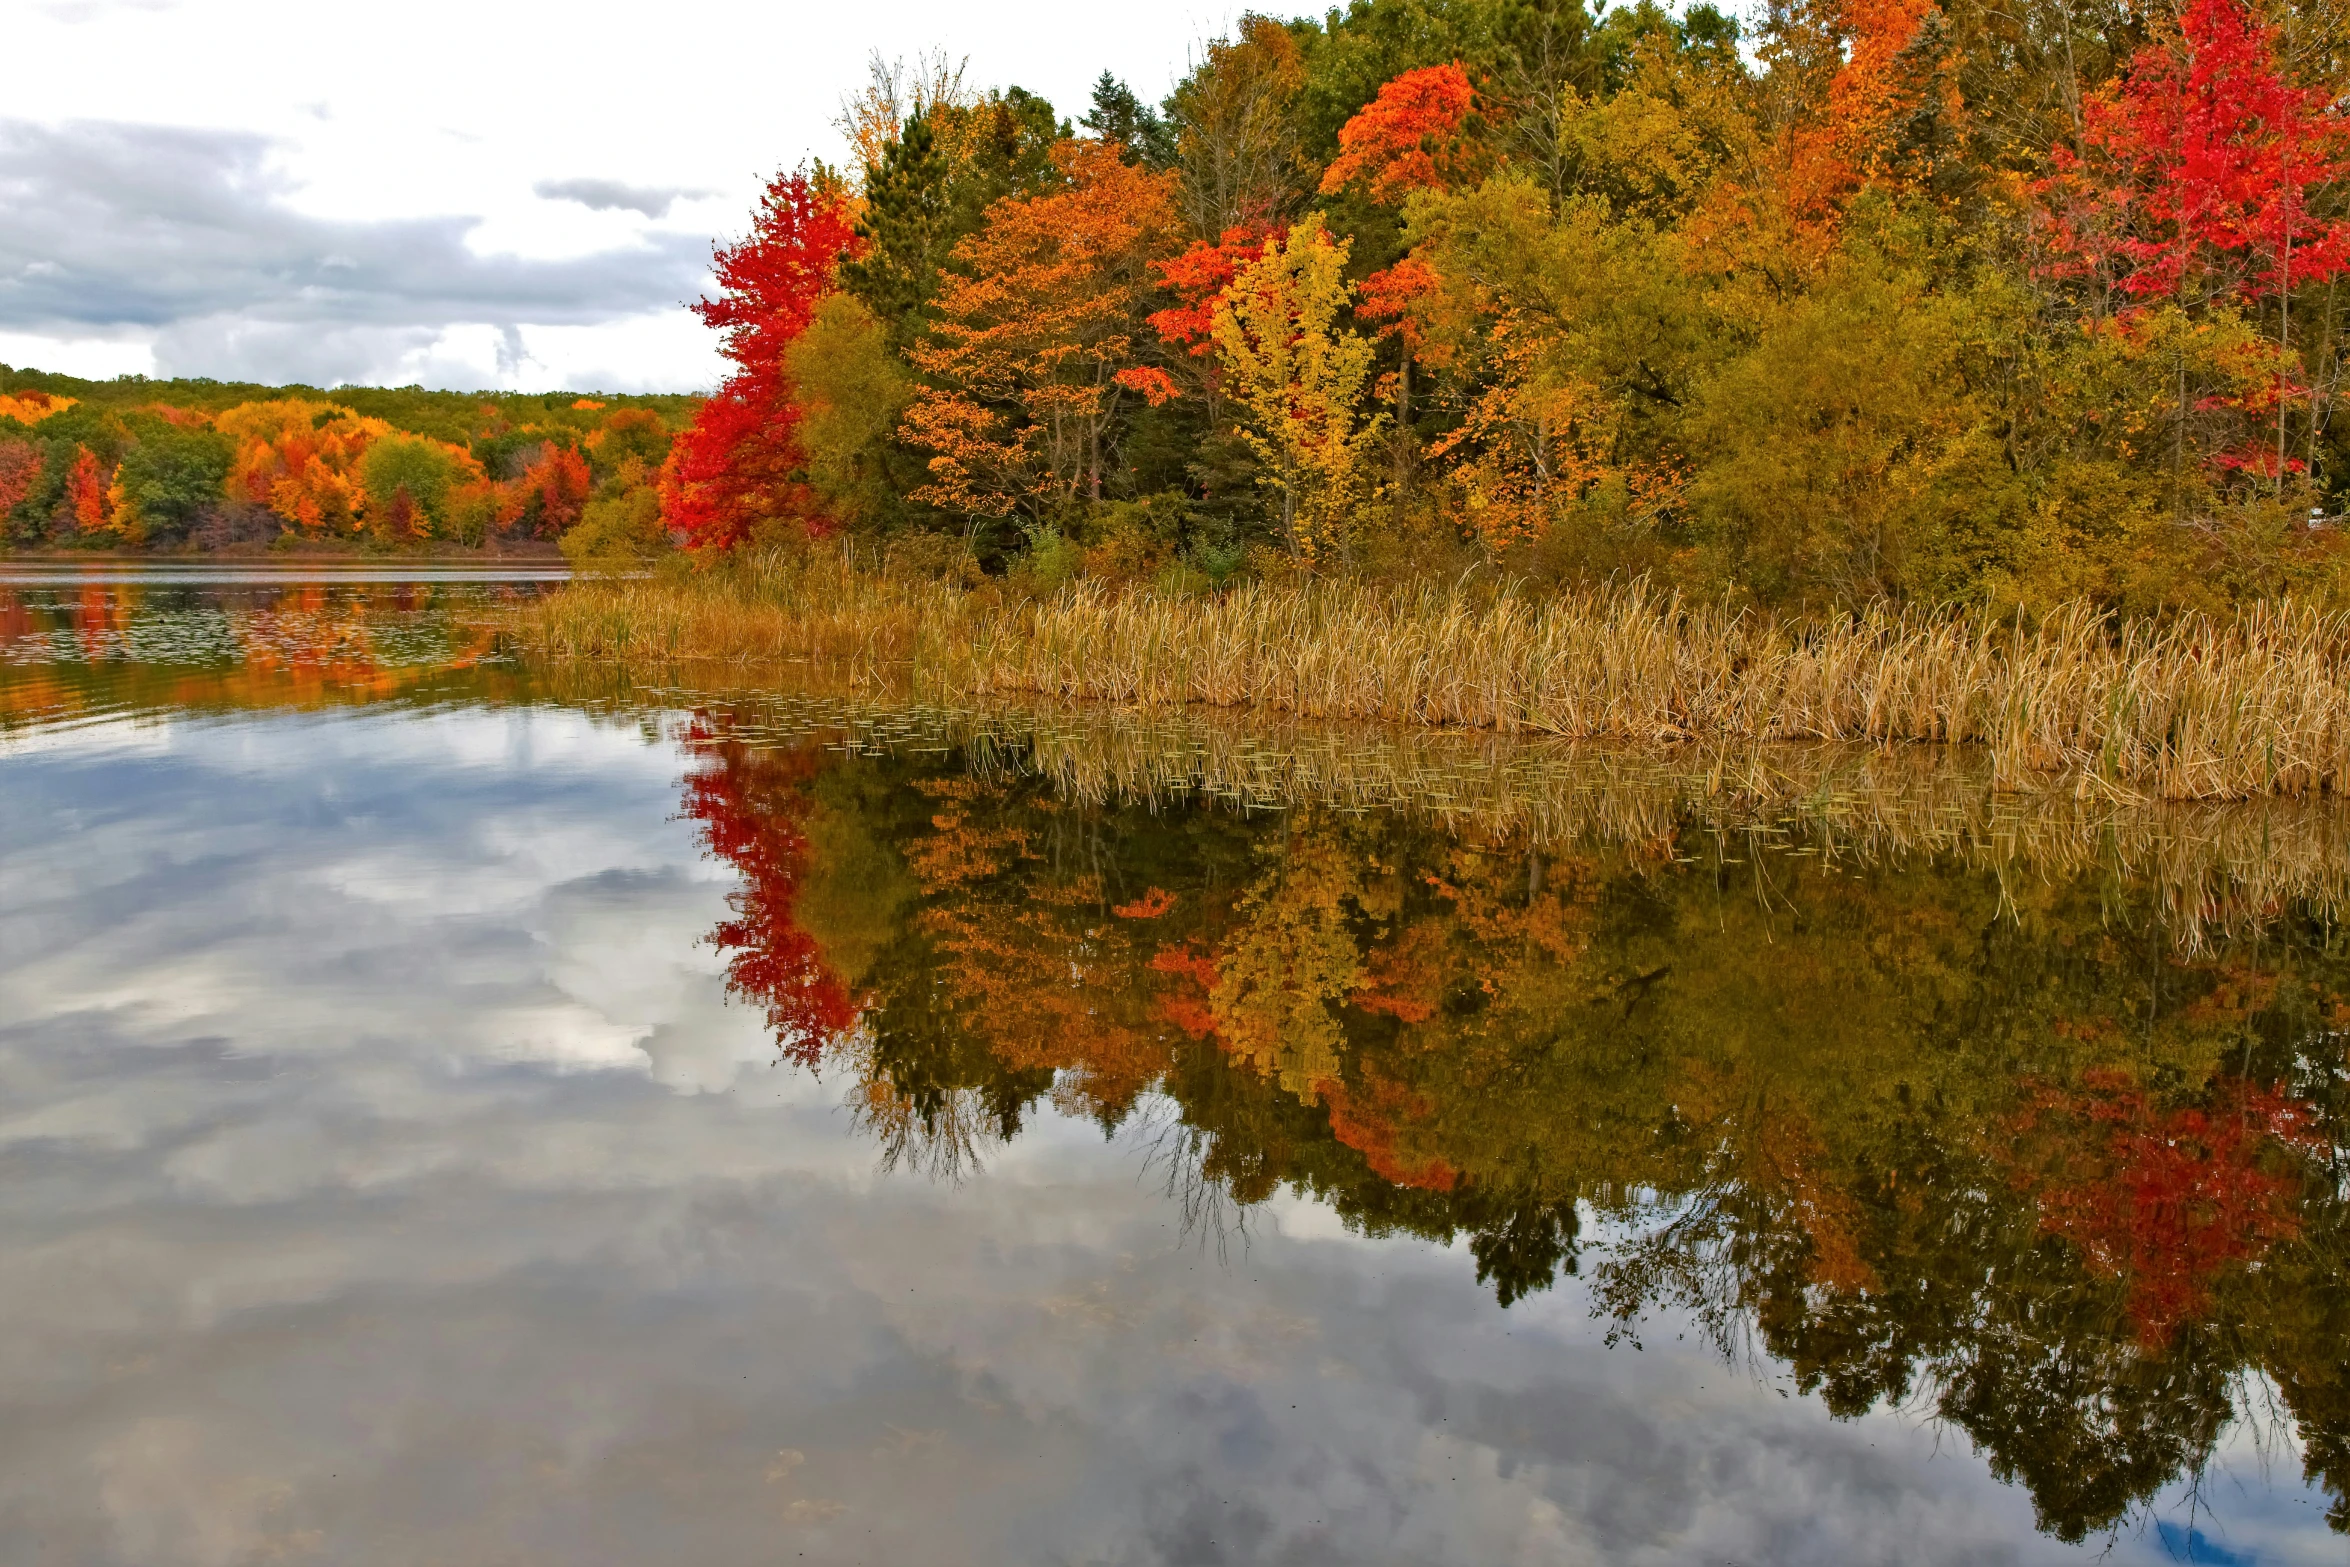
[0, 706, 2323, 1565]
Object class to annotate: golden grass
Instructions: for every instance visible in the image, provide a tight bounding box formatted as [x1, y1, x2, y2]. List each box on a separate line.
[506, 550, 2350, 799]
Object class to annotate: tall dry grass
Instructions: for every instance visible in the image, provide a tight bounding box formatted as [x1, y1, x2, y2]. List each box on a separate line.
[507, 551, 2350, 799]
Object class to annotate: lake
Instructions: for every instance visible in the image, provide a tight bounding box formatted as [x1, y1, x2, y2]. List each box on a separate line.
[2, 566, 2345, 1565]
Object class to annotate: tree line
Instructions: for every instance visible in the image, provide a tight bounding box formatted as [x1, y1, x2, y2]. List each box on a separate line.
[0, 370, 694, 557]
[673, 0, 2350, 612]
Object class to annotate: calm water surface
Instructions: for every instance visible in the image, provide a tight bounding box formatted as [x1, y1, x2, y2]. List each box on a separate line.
[2, 568, 2347, 1565]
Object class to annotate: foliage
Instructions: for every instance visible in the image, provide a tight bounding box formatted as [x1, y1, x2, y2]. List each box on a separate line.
[358, 433, 484, 542]
[639, 0, 2350, 609]
[902, 139, 1184, 521]
[664, 168, 863, 553]
[1317, 61, 1483, 203]
[559, 485, 672, 569]
[1211, 216, 1387, 557]
[0, 366, 692, 552]
[785, 294, 917, 532]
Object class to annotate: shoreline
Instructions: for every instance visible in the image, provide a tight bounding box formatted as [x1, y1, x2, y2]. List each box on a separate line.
[499, 552, 2350, 802]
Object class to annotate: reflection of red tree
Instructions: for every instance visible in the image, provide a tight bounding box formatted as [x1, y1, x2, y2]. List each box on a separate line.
[680, 728, 859, 1063]
[2014, 1072, 2319, 1348]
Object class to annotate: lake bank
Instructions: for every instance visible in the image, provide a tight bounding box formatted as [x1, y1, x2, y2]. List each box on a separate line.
[503, 550, 2350, 802]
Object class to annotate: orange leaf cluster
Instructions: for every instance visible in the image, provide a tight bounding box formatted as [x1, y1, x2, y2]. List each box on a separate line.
[1317, 62, 1481, 204]
[219, 399, 389, 534]
[0, 390, 76, 426]
[904, 138, 1184, 514]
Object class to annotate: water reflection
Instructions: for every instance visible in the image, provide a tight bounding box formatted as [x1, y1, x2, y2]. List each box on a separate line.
[1, 571, 2346, 1563]
[0, 571, 552, 732]
[680, 713, 2350, 1546]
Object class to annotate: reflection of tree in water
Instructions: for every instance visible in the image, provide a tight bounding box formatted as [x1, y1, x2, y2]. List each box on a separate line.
[0, 578, 516, 727]
[682, 723, 2350, 1541]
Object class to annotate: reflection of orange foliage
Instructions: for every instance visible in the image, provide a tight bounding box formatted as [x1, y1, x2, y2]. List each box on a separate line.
[1149, 942, 1224, 1039]
[1113, 886, 1177, 919]
[680, 734, 861, 1063]
[0, 581, 508, 724]
[904, 781, 1178, 1115]
[1760, 1104, 1880, 1294]
[2012, 1073, 2319, 1348]
[1320, 1072, 1458, 1190]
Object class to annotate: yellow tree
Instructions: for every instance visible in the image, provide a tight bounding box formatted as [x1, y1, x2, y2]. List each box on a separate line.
[902, 138, 1182, 519]
[1211, 214, 1386, 559]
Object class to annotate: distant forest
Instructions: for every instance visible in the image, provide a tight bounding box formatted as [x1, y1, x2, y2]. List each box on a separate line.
[0, 365, 697, 556]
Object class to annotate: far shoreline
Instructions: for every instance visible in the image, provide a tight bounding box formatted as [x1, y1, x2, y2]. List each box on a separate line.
[0, 543, 567, 566]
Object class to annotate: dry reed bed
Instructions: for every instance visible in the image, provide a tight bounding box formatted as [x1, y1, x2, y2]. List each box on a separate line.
[509, 556, 2350, 799]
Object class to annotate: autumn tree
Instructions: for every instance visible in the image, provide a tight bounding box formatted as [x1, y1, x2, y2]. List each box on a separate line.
[1166, 14, 1311, 235]
[662, 168, 861, 552]
[64, 446, 111, 535]
[1211, 215, 1388, 558]
[902, 139, 1184, 521]
[2038, 0, 2350, 485]
[217, 399, 388, 535]
[1317, 61, 1483, 205]
[784, 294, 919, 533]
[358, 432, 484, 542]
[838, 89, 1065, 345]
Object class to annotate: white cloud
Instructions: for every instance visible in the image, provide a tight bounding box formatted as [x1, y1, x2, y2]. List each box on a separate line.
[0, 0, 1225, 389]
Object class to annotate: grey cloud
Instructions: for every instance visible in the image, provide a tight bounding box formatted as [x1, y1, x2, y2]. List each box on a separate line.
[534, 177, 709, 219]
[0, 120, 710, 381]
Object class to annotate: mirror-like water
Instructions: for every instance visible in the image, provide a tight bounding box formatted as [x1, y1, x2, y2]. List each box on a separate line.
[3, 570, 2346, 1566]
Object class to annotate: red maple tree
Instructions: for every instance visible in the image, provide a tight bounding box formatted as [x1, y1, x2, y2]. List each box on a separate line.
[2040, 0, 2350, 308]
[662, 170, 862, 552]
[1317, 62, 1481, 205]
[1148, 222, 1286, 358]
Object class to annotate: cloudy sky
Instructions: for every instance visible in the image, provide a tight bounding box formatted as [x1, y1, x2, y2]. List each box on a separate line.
[0, 0, 1227, 393]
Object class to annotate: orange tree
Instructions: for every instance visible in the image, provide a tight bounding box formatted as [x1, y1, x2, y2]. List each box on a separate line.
[900, 138, 1184, 524]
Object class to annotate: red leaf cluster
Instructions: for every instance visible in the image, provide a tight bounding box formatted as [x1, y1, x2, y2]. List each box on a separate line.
[2039, 0, 2350, 306]
[1148, 223, 1284, 357]
[662, 170, 862, 552]
[679, 730, 860, 1063]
